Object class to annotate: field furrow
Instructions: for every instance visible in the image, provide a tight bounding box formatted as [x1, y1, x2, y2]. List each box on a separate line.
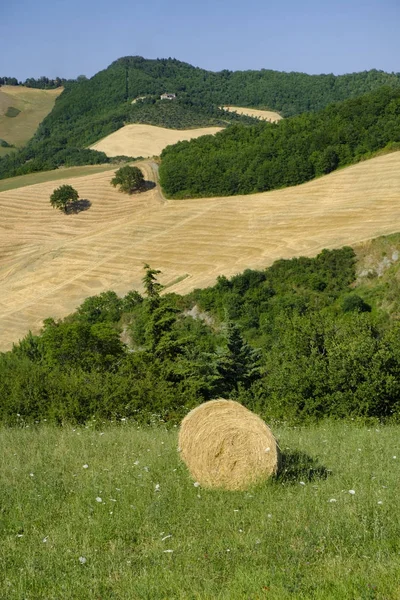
[2, 152, 400, 349]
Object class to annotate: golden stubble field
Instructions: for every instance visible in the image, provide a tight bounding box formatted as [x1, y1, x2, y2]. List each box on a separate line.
[90, 124, 223, 157]
[222, 106, 282, 122]
[2, 152, 400, 349]
[0, 86, 62, 150]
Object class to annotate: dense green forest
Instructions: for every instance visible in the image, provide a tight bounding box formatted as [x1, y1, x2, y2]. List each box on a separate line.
[2, 244, 400, 426]
[1, 56, 400, 180]
[159, 86, 400, 198]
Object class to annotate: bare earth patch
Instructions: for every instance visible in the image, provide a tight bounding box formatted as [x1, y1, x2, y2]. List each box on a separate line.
[222, 106, 282, 122]
[2, 152, 400, 349]
[89, 124, 223, 158]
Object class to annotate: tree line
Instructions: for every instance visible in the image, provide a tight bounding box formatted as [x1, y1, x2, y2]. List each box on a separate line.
[159, 86, 400, 198]
[2, 246, 400, 426]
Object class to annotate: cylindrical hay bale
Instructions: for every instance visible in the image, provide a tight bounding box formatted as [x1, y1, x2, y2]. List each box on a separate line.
[178, 399, 280, 491]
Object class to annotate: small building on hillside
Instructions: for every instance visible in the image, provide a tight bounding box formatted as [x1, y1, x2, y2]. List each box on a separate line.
[160, 93, 176, 100]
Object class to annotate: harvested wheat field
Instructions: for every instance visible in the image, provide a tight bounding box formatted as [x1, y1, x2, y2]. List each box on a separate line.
[0, 86, 62, 149]
[179, 399, 280, 490]
[3, 152, 400, 349]
[90, 124, 223, 158]
[222, 106, 282, 122]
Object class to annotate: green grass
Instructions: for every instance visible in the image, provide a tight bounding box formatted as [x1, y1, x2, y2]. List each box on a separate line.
[0, 164, 117, 193]
[1, 421, 400, 599]
[5, 106, 21, 118]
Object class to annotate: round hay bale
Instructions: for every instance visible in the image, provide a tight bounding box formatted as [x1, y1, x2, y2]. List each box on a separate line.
[178, 399, 280, 491]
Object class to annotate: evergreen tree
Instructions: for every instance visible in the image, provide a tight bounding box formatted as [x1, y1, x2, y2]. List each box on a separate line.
[217, 321, 261, 394]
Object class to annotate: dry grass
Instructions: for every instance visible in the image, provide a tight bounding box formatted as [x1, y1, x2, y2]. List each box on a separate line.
[179, 399, 279, 490]
[0, 164, 118, 193]
[89, 124, 223, 157]
[222, 106, 282, 122]
[2, 152, 400, 349]
[0, 86, 62, 149]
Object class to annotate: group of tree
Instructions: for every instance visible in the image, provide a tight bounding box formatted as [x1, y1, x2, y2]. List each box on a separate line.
[49, 166, 145, 213]
[0, 75, 79, 89]
[2, 56, 400, 181]
[3, 245, 400, 426]
[159, 86, 400, 197]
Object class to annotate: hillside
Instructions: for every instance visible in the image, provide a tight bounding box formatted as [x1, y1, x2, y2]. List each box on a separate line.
[160, 86, 400, 198]
[90, 124, 223, 158]
[0, 86, 62, 154]
[2, 151, 400, 349]
[1, 56, 400, 179]
[222, 106, 282, 122]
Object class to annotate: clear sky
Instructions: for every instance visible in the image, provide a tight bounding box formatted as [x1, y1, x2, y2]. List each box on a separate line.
[1, 0, 399, 80]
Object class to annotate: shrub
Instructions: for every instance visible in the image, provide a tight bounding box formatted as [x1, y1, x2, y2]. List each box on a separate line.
[111, 165, 145, 194]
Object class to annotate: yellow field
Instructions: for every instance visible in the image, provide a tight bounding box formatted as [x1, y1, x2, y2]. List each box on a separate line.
[2, 152, 400, 349]
[222, 106, 282, 122]
[0, 85, 62, 149]
[90, 124, 223, 157]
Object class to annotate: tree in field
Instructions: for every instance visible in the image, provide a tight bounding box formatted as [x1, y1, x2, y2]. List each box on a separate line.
[111, 165, 145, 194]
[50, 185, 79, 212]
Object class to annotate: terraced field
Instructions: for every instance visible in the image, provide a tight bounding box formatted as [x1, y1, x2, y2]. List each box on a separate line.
[222, 106, 282, 122]
[0, 86, 62, 150]
[90, 124, 223, 158]
[2, 152, 400, 349]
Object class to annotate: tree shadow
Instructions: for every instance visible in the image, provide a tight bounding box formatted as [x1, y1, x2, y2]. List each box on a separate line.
[66, 199, 92, 214]
[276, 449, 330, 484]
[143, 180, 156, 191]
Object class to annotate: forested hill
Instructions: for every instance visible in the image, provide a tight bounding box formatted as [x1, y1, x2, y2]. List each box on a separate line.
[159, 86, 400, 198]
[1, 56, 400, 180]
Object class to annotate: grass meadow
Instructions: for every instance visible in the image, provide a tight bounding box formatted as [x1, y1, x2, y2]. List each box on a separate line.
[1, 421, 400, 599]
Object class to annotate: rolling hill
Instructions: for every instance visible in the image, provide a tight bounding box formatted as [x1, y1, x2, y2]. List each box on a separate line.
[2, 56, 400, 179]
[90, 124, 223, 158]
[2, 151, 400, 349]
[0, 85, 62, 153]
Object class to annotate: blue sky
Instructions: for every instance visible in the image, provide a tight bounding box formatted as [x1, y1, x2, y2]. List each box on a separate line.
[1, 0, 398, 79]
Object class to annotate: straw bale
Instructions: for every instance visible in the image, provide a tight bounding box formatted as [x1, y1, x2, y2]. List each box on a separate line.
[178, 399, 280, 491]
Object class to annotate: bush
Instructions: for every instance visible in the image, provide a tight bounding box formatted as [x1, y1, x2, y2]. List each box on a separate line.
[111, 165, 145, 194]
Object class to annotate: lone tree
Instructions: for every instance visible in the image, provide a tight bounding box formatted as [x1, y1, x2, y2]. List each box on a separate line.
[50, 184, 79, 212]
[111, 165, 145, 194]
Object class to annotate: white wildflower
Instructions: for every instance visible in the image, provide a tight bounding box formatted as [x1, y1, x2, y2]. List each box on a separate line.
[393, 456, 397, 459]
[82, 464, 89, 469]
[193, 482, 200, 488]
[299, 481, 306, 486]
[378, 501, 383, 505]
[29, 473, 34, 477]
[79, 556, 87, 564]
[349, 490, 356, 495]
[96, 497, 103, 503]
[42, 536, 48, 543]
[155, 483, 160, 492]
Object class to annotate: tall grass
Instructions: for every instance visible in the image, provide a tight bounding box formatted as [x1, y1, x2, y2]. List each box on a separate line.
[1, 421, 400, 599]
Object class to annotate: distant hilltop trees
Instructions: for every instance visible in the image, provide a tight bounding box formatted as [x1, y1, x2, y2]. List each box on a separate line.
[0, 75, 85, 89]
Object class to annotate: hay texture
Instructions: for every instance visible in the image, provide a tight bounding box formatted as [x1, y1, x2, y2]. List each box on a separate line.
[178, 399, 280, 491]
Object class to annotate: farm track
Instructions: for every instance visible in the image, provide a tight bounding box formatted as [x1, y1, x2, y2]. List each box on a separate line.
[2, 152, 400, 349]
